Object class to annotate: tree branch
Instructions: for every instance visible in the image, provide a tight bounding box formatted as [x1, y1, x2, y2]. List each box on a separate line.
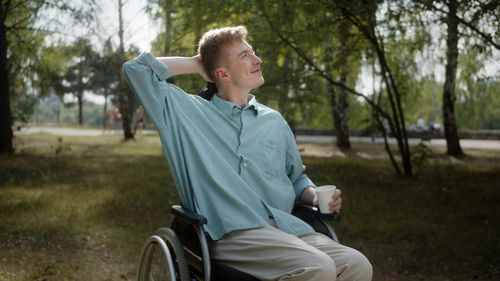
[429, 1, 500, 51]
[1, 0, 13, 21]
[6, 14, 33, 31]
[456, 15, 500, 50]
[260, 8, 391, 121]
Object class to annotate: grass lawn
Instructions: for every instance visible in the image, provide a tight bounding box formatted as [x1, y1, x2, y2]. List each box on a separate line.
[1, 133, 499, 280]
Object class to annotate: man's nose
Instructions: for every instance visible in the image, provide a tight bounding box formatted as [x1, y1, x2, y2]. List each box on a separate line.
[253, 54, 262, 65]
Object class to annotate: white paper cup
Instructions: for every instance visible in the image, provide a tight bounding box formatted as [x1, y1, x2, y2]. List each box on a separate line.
[315, 185, 337, 214]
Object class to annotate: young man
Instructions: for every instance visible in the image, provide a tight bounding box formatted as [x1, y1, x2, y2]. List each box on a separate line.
[123, 26, 372, 281]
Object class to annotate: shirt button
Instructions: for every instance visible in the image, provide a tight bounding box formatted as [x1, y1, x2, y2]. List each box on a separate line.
[243, 162, 248, 167]
[239, 148, 243, 153]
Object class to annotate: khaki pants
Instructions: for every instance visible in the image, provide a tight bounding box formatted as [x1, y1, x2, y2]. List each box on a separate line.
[209, 222, 372, 281]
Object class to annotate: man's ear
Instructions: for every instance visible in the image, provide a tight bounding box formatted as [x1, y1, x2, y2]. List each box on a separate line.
[214, 68, 231, 82]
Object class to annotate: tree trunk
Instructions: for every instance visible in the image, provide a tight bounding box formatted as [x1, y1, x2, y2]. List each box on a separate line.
[335, 24, 351, 149]
[0, 2, 13, 154]
[103, 92, 108, 127]
[327, 81, 339, 143]
[443, 0, 464, 157]
[77, 91, 83, 125]
[163, 1, 171, 55]
[325, 39, 350, 150]
[328, 81, 350, 149]
[77, 59, 84, 125]
[335, 81, 350, 148]
[118, 84, 133, 138]
[118, 0, 133, 139]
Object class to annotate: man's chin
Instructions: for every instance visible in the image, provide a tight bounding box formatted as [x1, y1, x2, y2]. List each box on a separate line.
[257, 76, 265, 86]
[249, 77, 264, 90]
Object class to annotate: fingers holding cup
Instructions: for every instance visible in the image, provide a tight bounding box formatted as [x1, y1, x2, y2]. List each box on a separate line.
[329, 189, 342, 213]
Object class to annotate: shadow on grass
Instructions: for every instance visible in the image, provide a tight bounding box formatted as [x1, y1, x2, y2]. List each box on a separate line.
[303, 156, 500, 280]
[0, 151, 177, 280]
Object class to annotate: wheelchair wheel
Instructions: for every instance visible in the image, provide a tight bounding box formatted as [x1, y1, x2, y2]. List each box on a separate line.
[137, 227, 190, 281]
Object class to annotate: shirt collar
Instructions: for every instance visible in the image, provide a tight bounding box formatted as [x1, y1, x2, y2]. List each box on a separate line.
[212, 94, 259, 116]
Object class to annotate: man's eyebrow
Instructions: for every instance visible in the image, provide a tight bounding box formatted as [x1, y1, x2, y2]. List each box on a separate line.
[237, 48, 253, 57]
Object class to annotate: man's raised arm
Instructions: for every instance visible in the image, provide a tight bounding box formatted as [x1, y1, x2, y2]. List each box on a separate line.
[157, 54, 212, 81]
[123, 52, 210, 126]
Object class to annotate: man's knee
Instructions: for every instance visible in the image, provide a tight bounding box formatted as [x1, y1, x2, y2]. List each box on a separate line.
[316, 251, 337, 277]
[295, 251, 337, 280]
[341, 248, 372, 281]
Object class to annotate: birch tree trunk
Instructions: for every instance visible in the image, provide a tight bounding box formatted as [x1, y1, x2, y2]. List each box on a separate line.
[335, 23, 351, 149]
[442, 0, 464, 157]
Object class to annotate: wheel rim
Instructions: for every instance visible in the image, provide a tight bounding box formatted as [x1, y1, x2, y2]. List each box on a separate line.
[137, 235, 177, 281]
[148, 240, 177, 281]
[154, 227, 191, 281]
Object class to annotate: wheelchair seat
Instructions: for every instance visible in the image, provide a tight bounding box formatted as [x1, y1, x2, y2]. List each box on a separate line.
[137, 203, 340, 281]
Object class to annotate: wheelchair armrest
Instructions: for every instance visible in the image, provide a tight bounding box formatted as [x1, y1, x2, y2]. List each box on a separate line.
[293, 202, 341, 221]
[171, 205, 208, 226]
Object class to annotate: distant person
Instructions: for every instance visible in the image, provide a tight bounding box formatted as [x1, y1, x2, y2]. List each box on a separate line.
[134, 106, 146, 133]
[417, 117, 426, 131]
[113, 108, 121, 130]
[433, 123, 441, 132]
[104, 109, 112, 130]
[383, 118, 390, 133]
[124, 26, 371, 280]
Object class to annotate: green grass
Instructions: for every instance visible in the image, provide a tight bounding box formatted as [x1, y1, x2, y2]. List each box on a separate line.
[1, 134, 499, 280]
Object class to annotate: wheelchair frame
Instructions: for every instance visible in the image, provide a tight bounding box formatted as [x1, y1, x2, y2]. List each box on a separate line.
[137, 202, 340, 281]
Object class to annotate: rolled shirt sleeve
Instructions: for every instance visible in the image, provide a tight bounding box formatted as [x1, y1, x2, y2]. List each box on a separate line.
[122, 52, 172, 127]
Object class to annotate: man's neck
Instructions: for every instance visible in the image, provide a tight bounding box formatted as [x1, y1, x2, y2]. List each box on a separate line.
[217, 85, 250, 108]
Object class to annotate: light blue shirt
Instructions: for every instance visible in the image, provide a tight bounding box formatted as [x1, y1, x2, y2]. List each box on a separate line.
[123, 52, 316, 240]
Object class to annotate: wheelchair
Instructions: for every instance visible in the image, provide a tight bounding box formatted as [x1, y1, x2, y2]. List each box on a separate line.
[136, 202, 340, 281]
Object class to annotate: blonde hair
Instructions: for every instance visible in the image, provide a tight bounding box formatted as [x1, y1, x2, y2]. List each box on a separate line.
[197, 26, 248, 81]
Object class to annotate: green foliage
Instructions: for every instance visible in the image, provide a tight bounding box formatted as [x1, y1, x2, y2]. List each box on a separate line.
[145, 0, 371, 129]
[411, 141, 434, 169]
[52, 137, 71, 155]
[455, 45, 500, 129]
[3, 0, 98, 127]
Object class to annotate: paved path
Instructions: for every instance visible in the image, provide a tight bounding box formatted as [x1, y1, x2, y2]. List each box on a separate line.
[17, 126, 157, 136]
[17, 126, 500, 150]
[295, 135, 500, 150]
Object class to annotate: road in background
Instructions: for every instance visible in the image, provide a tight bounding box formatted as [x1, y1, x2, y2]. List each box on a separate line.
[295, 135, 500, 150]
[17, 126, 500, 150]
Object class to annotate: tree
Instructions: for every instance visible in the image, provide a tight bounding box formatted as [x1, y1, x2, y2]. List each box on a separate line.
[338, 1, 418, 175]
[442, 0, 463, 157]
[413, 0, 500, 157]
[117, 0, 133, 139]
[258, 1, 413, 175]
[456, 48, 500, 130]
[32, 42, 72, 124]
[326, 20, 354, 149]
[63, 37, 97, 125]
[145, 0, 179, 55]
[90, 38, 120, 125]
[0, 1, 12, 153]
[0, 0, 96, 154]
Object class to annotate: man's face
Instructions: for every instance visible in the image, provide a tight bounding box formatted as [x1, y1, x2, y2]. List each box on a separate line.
[220, 40, 264, 90]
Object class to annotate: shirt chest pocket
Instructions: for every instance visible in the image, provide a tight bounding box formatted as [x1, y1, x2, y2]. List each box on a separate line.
[258, 139, 285, 178]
